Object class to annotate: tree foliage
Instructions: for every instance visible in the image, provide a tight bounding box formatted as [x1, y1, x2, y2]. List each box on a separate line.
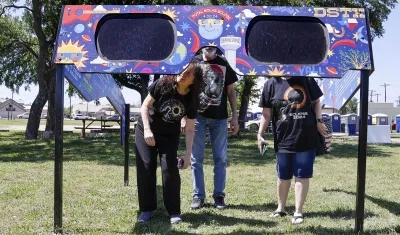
[0, 0, 397, 139]
[339, 97, 358, 114]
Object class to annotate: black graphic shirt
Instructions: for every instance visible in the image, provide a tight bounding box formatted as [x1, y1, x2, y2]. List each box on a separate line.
[259, 77, 323, 153]
[193, 55, 238, 119]
[137, 77, 197, 136]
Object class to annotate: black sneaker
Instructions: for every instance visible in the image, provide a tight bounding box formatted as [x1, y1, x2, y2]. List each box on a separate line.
[214, 196, 226, 209]
[190, 198, 205, 209]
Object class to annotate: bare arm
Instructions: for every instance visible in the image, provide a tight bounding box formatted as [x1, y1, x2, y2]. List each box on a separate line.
[141, 94, 155, 130]
[141, 94, 156, 146]
[227, 84, 238, 119]
[312, 98, 323, 120]
[312, 98, 327, 136]
[227, 84, 239, 134]
[184, 118, 195, 156]
[258, 108, 272, 137]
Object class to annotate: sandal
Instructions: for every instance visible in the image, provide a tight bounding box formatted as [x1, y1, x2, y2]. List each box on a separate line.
[269, 211, 288, 218]
[291, 214, 304, 224]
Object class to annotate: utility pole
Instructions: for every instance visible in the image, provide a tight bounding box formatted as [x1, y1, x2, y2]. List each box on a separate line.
[375, 93, 381, 102]
[380, 83, 390, 102]
[369, 90, 375, 102]
[11, 90, 14, 120]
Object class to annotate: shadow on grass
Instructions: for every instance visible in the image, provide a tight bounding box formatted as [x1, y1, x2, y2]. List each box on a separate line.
[184, 211, 277, 229]
[295, 225, 400, 235]
[0, 132, 135, 166]
[0, 131, 396, 167]
[324, 188, 400, 216]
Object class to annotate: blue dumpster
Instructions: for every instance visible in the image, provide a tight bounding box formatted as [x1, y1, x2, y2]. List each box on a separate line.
[367, 114, 372, 125]
[322, 113, 329, 119]
[341, 114, 358, 136]
[396, 115, 400, 133]
[372, 113, 388, 125]
[330, 113, 341, 132]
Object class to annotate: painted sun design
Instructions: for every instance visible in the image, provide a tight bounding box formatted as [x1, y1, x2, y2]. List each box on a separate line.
[267, 65, 289, 76]
[56, 39, 88, 68]
[247, 69, 257, 75]
[162, 7, 179, 21]
[261, 11, 270, 15]
[327, 49, 335, 57]
[126, 68, 133, 73]
[208, 42, 217, 46]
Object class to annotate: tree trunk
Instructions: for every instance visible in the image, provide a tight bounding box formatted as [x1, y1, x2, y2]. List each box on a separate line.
[25, 85, 48, 139]
[45, 69, 56, 132]
[238, 76, 254, 130]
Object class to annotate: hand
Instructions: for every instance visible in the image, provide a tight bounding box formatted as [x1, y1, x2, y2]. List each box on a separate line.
[144, 128, 156, 146]
[257, 134, 266, 154]
[230, 117, 239, 135]
[317, 122, 327, 137]
[177, 154, 190, 169]
[181, 117, 187, 134]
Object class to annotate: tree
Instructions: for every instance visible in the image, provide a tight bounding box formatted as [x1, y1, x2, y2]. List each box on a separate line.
[206, 0, 397, 125]
[236, 75, 261, 127]
[0, 0, 397, 139]
[339, 97, 359, 115]
[0, 0, 193, 139]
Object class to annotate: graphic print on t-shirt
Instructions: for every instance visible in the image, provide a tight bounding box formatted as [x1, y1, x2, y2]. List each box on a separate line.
[279, 85, 308, 122]
[198, 63, 226, 112]
[159, 98, 185, 123]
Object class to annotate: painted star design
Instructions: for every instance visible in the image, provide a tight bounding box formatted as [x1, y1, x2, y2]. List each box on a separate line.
[332, 37, 336, 42]
[187, 40, 191, 45]
[88, 23, 92, 28]
[226, 24, 230, 27]
[180, 22, 191, 31]
[353, 32, 359, 41]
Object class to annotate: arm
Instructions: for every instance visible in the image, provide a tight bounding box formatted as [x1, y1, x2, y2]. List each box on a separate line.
[181, 118, 195, 169]
[141, 94, 156, 146]
[257, 107, 272, 153]
[312, 98, 327, 136]
[227, 84, 239, 135]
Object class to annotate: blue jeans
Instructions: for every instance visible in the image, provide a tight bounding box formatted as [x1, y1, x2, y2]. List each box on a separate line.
[276, 149, 316, 180]
[191, 115, 227, 199]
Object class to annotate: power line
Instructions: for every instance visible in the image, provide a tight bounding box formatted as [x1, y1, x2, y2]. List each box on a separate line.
[369, 90, 375, 102]
[380, 83, 390, 102]
[375, 93, 381, 102]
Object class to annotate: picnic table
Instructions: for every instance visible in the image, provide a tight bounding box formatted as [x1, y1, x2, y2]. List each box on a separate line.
[74, 118, 136, 138]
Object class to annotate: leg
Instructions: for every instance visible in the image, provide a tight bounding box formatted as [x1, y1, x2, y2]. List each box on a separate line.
[271, 152, 293, 217]
[135, 127, 158, 219]
[158, 135, 181, 217]
[292, 149, 316, 224]
[208, 118, 228, 208]
[191, 116, 207, 201]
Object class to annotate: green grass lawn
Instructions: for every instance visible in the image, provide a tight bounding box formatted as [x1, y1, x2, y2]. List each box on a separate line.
[0, 119, 84, 126]
[0, 132, 399, 234]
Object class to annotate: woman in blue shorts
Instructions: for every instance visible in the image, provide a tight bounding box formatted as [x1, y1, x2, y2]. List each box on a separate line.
[257, 76, 327, 224]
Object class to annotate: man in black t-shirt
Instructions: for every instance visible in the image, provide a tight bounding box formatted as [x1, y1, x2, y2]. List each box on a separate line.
[257, 76, 327, 224]
[182, 47, 239, 209]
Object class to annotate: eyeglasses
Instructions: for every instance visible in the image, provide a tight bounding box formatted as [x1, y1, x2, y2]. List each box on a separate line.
[197, 19, 223, 26]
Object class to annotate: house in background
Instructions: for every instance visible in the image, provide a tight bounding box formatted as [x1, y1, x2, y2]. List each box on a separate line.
[24, 104, 48, 118]
[0, 99, 26, 119]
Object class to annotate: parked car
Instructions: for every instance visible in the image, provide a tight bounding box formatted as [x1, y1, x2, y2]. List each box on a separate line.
[107, 115, 120, 121]
[73, 114, 88, 120]
[17, 112, 30, 119]
[245, 117, 273, 133]
[130, 116, 136, 122]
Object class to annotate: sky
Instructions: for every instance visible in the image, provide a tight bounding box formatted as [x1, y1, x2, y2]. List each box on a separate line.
[0, 4, 399, 107]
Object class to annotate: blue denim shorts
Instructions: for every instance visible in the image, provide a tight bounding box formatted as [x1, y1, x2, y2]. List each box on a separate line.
[276, 149, 316, 180]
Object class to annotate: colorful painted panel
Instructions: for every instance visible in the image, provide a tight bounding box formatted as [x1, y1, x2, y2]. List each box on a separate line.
[318, 70, 360, 109]
[53, 5, 372, 78]
[63, 64, 125, 115]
